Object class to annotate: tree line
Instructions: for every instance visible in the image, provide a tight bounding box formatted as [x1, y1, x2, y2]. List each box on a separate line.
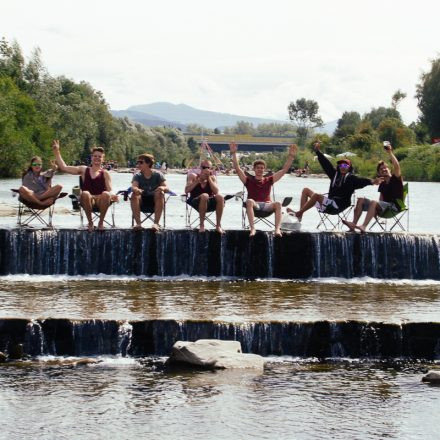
[0, 38, 192, 177]
[1, 37, 440, 180]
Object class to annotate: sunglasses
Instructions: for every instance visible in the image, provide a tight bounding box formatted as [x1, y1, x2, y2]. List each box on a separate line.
[201, 166, 211, 170]
[31, 163, 42, 167]
[136, 160, 145, 164]
[339, 163, 350, 169]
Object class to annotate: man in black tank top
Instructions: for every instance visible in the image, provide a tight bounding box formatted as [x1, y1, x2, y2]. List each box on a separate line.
[53, 140, 116, 231]
[184, 160, 225, 233]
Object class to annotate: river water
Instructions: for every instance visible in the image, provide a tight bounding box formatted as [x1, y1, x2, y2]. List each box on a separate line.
[1, 173, 440, 439]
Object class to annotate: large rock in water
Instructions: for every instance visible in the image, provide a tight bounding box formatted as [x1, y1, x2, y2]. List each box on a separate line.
[422, 370, 440, 384]
[168, 339, 265, 371]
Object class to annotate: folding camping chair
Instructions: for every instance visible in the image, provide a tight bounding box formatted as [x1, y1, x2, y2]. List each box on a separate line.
[369, 183, 409, 232]
[129, 189, 176, 228]
[316, 193, 355, 231]
[69, 182, 116, 228]
[183, 193, 236, 229]
[239, 186, 293, 230]
[11, 189, 68, 228]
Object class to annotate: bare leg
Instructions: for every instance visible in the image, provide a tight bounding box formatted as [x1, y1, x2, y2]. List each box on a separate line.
[215, 194, 224, 233]
[153, 191, 164, 231]
[38, 184, 63, 201]
[18, 186, 54, 208]
[356, 201, 379, 233]
[80, 191, 94, 231]
[246, 199, 257, 236]
[273, 201, 282, 236]
[295, 188, 324, 222]
[343, 198, 364, 231]
[130, 193, 142, 229]
[96, 191, 111, 230]
[197, 193, 209, 232]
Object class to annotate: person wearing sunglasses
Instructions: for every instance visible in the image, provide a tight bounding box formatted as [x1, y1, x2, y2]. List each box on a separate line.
[131, 153, 168, 231]
[185, 159, 224, 233]
[291, 141, 382, 222]
[19, 156, 63, 208]
[342, 142, 402, 232]
[52, 140, 116, 231]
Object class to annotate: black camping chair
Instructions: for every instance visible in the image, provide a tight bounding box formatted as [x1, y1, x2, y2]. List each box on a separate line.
[316, 193, 355, 231]
[369, 183, 409, 232]
[239, 185, 292, 230]
[183, 193, 236, 229]
[11, 189, 68, 228]
[122, 188, 176, 228]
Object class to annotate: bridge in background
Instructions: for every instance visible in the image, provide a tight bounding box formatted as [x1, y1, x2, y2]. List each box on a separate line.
[186, 134, 294, 153]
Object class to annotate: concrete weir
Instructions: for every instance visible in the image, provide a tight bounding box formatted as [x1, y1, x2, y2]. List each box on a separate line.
[1, 318, 440, 360]
[0, 228, 439, 279]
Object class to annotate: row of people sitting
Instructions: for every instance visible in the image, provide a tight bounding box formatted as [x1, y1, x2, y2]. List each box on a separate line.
[17, 139, 404, 234]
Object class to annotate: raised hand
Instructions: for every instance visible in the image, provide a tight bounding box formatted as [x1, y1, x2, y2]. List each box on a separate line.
[229, 142, 238, 154]
[52, 139, 60, 152]
[288, 144, 298, 156]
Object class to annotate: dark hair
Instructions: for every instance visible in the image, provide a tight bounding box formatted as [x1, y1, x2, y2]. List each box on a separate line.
[376, 160, 387, 175]
[138, 153, 154, 167]
[23, 156, 43, 178]
[91, 146, 105, 155]
[253, 159, 266, 169]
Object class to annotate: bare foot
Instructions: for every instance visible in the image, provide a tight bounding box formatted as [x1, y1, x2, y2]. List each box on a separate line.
[355, 225, 366, 233]
[151, 223, 160, 232]
[274, 229, 282, 237]
[342, 219, 356, 232]
[249, 228, 256, 237]
[87, 222, 95, 232]
[132, 224, 143, 231]
[215, 225, 225, 234]
[199, 225, 206, 233]
[98, 222, 105, 231]
[294, 210, 303, 222]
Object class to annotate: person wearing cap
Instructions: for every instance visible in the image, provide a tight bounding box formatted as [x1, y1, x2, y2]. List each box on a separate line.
[291, 141, 382, 222]
[342, 142, 403, 232]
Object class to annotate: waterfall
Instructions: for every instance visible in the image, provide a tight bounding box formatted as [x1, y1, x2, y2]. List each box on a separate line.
[2, 318, 440, 360]
[1, 229, 440, 279]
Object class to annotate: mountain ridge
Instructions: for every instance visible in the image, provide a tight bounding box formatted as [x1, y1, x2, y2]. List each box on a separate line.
[111, 102, 337, 134]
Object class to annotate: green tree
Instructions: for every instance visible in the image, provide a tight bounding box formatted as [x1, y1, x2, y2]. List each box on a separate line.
[287, 98, 323, 145]
[0, 77, 52, 177]
[377, 117, 415, 148]
[391, 89, 406, 110]
[333, 111, 361, 142]
[416, 57, 440, 139]
[363, 106, 401, 129]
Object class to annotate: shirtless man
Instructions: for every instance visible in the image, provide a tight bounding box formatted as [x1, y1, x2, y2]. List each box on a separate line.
[52, 140, 116, 231]
[230, 142, 297, 237]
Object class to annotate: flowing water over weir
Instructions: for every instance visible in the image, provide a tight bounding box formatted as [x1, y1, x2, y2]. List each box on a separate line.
[1, 228, 440, 279]
[1, 318, 440, 360]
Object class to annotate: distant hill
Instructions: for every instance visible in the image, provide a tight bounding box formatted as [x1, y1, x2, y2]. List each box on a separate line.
[111, 110, 186, 129]
[112, 102, 337, 134]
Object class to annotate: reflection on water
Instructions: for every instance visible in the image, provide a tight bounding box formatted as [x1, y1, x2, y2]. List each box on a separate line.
[0, 358, 438, 440]
[1, 278, 440, 323]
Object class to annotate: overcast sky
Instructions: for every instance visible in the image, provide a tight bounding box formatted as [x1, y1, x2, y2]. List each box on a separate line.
[2, 0, 439, 124]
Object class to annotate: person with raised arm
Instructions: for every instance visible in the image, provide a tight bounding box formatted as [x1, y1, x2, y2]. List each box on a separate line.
[131, 153, 169, 231]
[19, 156, 63, 208]
[229, 142, 297, 237]
[52, 140, 116, 231]
[342, 142, 403, 232]
[184, 159, 225, 233]
[291, 141, 382, 222]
